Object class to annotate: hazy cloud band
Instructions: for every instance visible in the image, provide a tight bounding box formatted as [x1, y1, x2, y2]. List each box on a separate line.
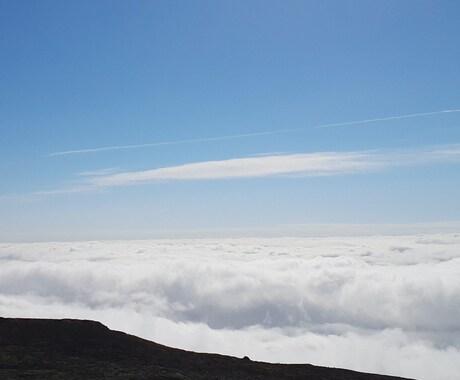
[89, 145, 460, 187]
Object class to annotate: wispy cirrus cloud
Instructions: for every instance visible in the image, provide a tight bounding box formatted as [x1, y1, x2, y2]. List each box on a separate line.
[13, 144, 460, 198]
[75, 168, 119, 177]
[88, 144, 460, 187]
[90, 152, 381, 186]
[31, 187, 104, 196]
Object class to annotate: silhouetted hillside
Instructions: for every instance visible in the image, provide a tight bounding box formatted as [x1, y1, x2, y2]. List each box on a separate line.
[0, 317, 414, 379]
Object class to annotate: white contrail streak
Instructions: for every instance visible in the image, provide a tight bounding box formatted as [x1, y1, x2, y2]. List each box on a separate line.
[48, 132, 273, 156]
[48, 109, 460, 156]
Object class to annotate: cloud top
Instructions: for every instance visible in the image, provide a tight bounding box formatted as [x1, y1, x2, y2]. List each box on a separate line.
[1, 235, 460, 379]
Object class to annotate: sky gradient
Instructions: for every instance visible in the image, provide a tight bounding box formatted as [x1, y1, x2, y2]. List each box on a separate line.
[1, 0, 460, 242]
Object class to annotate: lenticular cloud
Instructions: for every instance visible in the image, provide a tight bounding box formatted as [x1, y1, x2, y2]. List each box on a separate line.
[1, 235, 460, 379]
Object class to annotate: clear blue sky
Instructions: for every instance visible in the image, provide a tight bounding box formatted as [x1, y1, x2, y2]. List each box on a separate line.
[1, 0, 460, 241]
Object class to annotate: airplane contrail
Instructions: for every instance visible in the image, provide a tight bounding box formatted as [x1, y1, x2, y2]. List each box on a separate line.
[48, 109, 460, 157]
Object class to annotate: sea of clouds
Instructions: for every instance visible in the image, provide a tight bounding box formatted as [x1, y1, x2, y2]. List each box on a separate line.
[1, 234, 459, 380]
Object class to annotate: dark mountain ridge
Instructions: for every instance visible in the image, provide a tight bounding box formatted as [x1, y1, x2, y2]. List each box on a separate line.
[0, 317, 414, 379]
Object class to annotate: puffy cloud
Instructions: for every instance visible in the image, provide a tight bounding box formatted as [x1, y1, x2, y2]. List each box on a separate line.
[1, 234, 460, 379]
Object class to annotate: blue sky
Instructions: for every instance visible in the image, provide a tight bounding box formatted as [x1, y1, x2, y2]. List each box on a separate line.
[1, 0, 460, 241]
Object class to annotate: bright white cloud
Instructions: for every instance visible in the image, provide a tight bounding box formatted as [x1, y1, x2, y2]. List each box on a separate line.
[90, 152, 380, 186]
[1, 235, 460, 379]
[25, 145, 460, 196]
[87, 145, 460, 187]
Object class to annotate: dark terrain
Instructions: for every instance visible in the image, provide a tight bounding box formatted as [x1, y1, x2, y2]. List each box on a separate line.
[0, 317, 413, 379]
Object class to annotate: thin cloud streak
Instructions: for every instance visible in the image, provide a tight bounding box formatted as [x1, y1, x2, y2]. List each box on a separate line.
[48, 132, 279, 157]
[48, 109, 460, 156]
[90, 152, 380, 186]
[15, 144, 460, 197]
[315, 109, 460, 129]
[90, 145, 460, 187]
[76, 168, 119, 177]
[31, 187, 103, 196]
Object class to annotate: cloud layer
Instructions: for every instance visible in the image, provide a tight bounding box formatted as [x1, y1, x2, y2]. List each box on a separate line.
[1, 235, 460, 379]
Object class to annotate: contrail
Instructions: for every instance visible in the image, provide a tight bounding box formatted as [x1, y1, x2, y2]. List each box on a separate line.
[48, 109, 460, 157]
[48, 132, 275, 156]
